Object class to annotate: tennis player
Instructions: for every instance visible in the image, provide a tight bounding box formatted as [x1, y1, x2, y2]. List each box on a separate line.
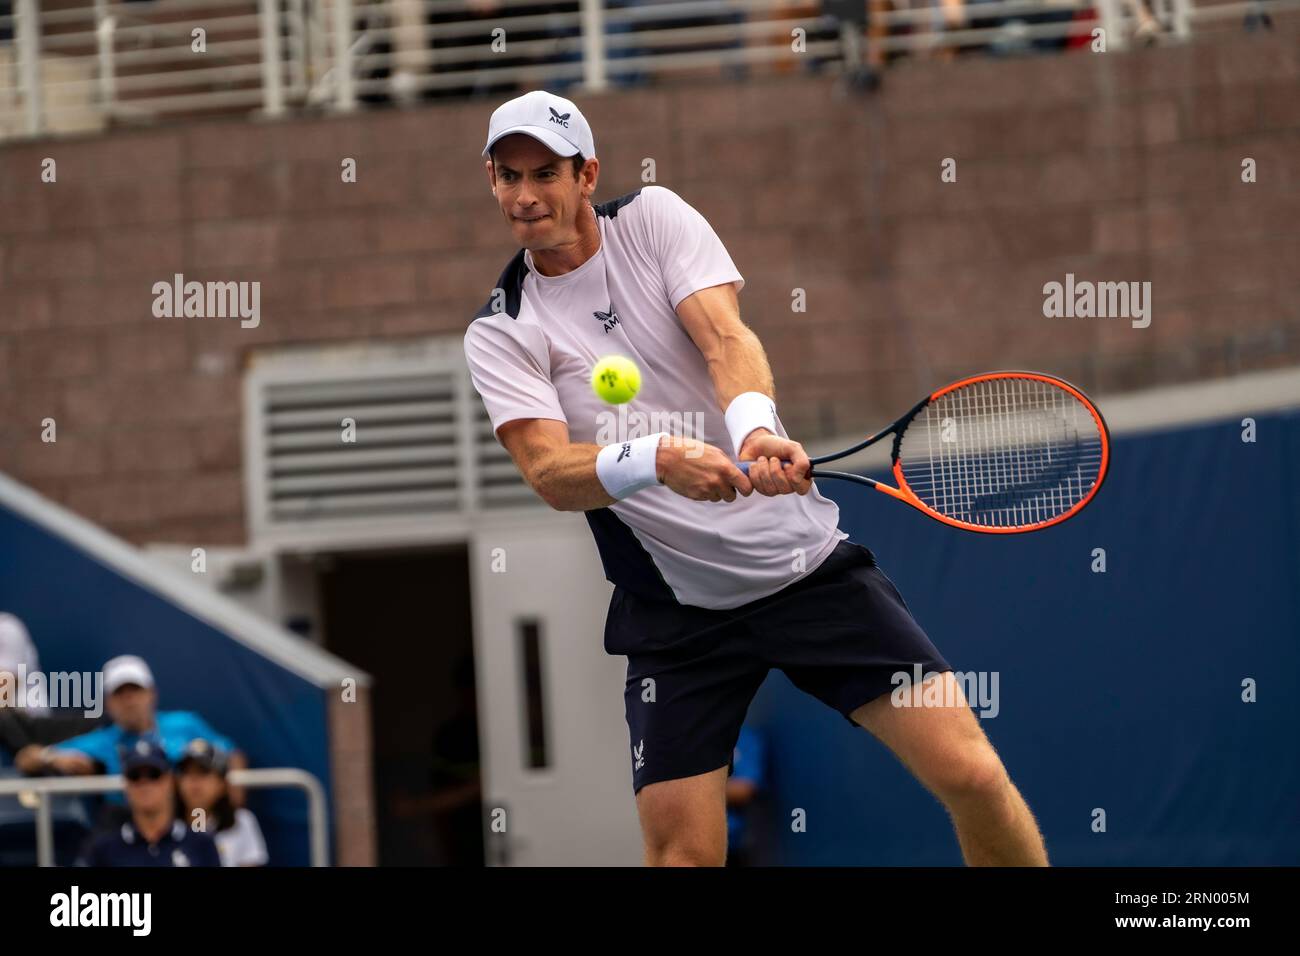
[465, 90, 1048, 867]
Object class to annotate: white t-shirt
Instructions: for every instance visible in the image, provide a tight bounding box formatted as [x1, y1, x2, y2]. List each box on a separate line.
[215, 808, 269, 867]
[465, 185, 845, 610]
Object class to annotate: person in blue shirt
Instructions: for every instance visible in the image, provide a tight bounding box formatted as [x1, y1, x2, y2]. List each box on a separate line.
[15, 654, 246, 805]
[85, 739, 221, 867]
[725, 724, 767, 867]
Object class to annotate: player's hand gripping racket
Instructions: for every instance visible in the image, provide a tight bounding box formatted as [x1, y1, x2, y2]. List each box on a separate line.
[739, 371, 1110, 533]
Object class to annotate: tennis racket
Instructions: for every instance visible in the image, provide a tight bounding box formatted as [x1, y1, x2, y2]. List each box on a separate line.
[739, 371, 1110, 533]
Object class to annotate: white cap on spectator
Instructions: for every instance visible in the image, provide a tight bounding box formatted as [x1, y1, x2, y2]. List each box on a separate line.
[103, 655, 155, 694]
[482, 90, 596, 161]
[0, 612, 39, 675]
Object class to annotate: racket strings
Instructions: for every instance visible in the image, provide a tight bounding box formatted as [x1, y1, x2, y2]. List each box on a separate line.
[898, 377, 1105, 528]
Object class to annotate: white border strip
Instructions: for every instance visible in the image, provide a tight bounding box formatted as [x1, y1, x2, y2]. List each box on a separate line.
[0, 471, 370, 688]
[1088, 365, 1300, 436]
[805, 366, 1300, 470]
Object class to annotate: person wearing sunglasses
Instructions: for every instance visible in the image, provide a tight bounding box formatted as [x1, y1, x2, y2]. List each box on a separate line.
[84, 739, 220, 867]
[176, 738, 267, 867]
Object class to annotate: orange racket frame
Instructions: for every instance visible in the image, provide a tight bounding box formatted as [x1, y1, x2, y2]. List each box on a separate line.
[741, 371, 1111, 534]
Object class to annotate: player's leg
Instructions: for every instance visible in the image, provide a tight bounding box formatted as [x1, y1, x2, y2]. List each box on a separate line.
[850, 671, 1048, 866]
[608, 585, 768, 867]
[634, 766, 730, 866]
[622, 656, 763, 867]
[769, 540, 1047, 865]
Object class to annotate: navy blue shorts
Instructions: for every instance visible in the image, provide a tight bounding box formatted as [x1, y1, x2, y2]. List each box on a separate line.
[605, 539, 953, 795]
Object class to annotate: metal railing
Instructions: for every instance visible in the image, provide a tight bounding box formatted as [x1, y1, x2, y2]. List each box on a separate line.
[0, 767, 329, 867]
[0, 0, 1297, 140]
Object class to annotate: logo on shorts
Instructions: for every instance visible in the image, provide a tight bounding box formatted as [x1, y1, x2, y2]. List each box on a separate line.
[595, 304, 620, 334]
[633, 739, 645, 771]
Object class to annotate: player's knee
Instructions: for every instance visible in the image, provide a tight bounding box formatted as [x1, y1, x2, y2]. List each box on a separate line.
[931, 746, 1009, 807]
[643, 835, 724, 867]
[637, 779, 727, 866]
[639, 805, 726, 866]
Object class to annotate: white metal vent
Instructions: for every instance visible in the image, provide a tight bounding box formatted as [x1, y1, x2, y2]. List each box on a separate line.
[244, 341, 538, 546]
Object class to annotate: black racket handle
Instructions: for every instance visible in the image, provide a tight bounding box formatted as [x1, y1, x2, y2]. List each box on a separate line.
[738, 459, 799, 475]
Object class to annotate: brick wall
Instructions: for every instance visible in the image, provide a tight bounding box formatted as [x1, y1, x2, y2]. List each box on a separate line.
[2, 28, 1298, 545]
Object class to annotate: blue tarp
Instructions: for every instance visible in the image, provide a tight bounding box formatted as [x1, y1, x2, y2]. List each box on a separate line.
[749, 408, 1300, 865]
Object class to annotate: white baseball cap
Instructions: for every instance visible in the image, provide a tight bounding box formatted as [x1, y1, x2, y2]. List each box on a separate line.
[482, 90, 596, 161]
[103, 654, 155, 694]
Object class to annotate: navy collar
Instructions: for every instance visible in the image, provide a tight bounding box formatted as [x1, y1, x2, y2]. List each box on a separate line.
[121, 818, 187, 847]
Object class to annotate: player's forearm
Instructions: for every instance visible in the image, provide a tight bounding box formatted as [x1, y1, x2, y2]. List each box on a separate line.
[676, 285, 778, 445]
[706, 330, 784, 457]
[531, 438, 723, 511]
[702, 325, 776, 409]
[677, 285, 775, 407]
[528, 442, 619, 511]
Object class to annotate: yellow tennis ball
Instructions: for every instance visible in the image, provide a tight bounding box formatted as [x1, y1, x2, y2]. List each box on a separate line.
[592, 355, 641, 404]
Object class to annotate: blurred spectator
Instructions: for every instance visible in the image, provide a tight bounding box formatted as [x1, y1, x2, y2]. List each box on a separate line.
[608, 0, 748, 84]
[0, 613, 105, 768]
[422, 0, 582, 101]
[176, 738, 268, 867]
[958, 0, 1011, 55]
[820, 0, 878, 77]
[428, 654, 482, 865]
[863, 0, 886, 68]
[966, 0, 1151, 56]
[855, 0, 964, 67]
[1129, 1, 1161, 46]
[1025, 5, 1075, 55]
[84, 740, 220, 867]
[725, 724, 767, 867]
[1064, 5, 1098, 50]
[394, 654, 483, 864]
[0, 613, 47, 714]
[372, 0, 1147, 99]
[1243, 1, 1273, 31]
[390, 0, 435, 102]
[15, 654, 247, 806]
[605, 0, 652, 86]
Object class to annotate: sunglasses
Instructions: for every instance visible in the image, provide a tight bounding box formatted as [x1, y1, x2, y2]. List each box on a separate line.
[125, 767, 166, 783]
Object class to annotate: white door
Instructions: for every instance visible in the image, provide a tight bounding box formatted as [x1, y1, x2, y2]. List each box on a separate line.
[470, 512, 643, 866]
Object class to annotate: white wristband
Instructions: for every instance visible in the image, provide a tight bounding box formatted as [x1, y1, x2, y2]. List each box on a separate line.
[596, 432, 667, 500]
[724, 392, 778, 456]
